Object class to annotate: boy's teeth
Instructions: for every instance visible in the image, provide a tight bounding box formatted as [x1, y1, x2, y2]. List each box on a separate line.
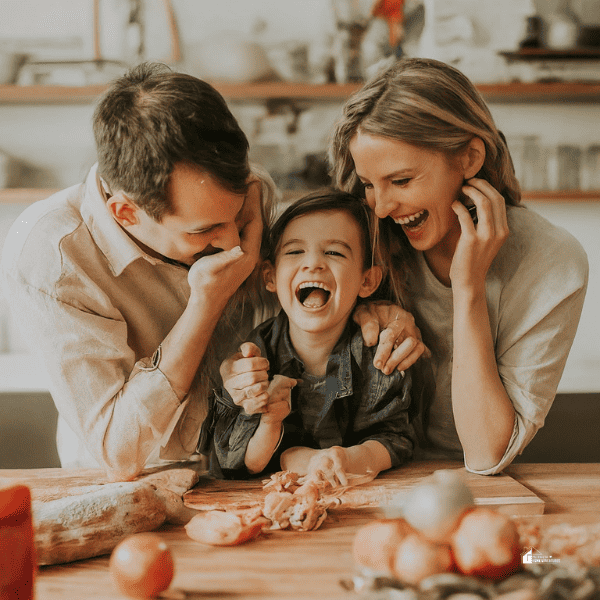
[299, 282, 329, 290]
[297, 282, 331, 308]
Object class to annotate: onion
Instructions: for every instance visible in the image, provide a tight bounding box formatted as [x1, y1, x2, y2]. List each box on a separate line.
[399, 469, 475, 542]
[352, 518, 415, 574]
[451, 507, 521, 580]
[109, 533, 174, 598]
[393, 533, 454, 586]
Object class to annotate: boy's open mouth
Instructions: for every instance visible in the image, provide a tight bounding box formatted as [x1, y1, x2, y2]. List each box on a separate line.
[296, 282, 331, 309]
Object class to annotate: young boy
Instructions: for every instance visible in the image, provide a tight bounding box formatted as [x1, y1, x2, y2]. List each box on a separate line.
[198, 190, 417, 481]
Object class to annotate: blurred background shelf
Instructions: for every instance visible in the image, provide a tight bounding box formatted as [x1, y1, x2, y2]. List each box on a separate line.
[3, 188, 600, 205]
[0, 188, 59, 203]
[500, 48, 600, 61]
[2, 81, 600, 104]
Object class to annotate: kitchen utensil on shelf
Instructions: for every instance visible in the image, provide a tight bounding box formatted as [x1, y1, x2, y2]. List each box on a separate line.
[0, 51, 28, 84]
[546, 0, 580, 49]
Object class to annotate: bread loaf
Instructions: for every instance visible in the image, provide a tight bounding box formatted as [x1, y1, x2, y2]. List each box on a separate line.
[33, 481, 167, 565]
[31, 465, 204, 565]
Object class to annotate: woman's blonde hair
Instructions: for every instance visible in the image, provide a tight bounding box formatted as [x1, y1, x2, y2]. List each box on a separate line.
[329, 57, 521, 307]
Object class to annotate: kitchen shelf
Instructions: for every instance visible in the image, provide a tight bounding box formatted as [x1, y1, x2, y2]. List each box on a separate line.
[0, 188, 59, 203]
[500, 48, 600, 61]
[2, 188, 600, 205]
[1, 81, 600, 104]
[0, 84, 108, 104]
[521, 190, 600, 202]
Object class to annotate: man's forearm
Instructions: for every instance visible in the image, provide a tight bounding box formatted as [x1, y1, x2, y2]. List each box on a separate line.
[158, 292, 231, 398]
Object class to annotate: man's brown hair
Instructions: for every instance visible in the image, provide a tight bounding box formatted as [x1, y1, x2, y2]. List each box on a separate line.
[93, 62, 250, 221]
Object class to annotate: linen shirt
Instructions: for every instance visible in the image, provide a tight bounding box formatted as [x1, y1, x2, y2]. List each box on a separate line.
[409, 205, 588, 475]
[199, 311, 417, 479]
[0, 164, 253, 478]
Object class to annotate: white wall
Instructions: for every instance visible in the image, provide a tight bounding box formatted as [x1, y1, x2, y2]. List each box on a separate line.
[490, 101, 600, 392]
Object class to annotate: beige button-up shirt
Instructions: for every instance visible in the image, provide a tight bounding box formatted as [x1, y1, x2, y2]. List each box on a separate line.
[1, 164, 255, 478]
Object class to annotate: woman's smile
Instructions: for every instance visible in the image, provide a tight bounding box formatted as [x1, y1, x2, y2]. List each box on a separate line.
[349, 131, 465, 255]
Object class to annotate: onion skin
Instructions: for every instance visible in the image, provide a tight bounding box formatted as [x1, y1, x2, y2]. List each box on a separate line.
[185, 510, 265, 546]
[109, 533, 174, 599]
[352, 518, 416, 574]
[451, 508, 521, 580]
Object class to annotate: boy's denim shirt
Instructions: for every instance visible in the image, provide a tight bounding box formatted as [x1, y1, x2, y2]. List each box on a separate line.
[198, 310, 417, 479]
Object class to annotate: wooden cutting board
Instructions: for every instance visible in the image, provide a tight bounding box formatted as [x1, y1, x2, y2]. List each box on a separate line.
[0, 461, 204, 503]
[184, 464, 545, 516]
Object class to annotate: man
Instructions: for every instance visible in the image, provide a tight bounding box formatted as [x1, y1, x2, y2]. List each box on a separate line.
[1, 63, 423, 480]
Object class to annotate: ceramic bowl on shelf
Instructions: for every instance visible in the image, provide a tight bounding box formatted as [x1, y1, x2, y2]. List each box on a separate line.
[185, 32, 277, 83]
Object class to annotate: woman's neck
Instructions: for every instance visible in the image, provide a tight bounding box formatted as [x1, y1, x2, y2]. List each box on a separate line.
[423, 222, 461, 287]
[288, 319, 348, 377]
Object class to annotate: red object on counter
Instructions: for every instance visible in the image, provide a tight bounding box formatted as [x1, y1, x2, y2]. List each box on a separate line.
[0, 485, 36, 600]
[372, 0, 405, 47]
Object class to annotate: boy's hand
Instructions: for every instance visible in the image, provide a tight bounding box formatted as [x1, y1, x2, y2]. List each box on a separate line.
[221, 342, 270, 414]
[304, 446, 349, 488]
[261, 375, 297, 425]
[353, 301, 430, 375]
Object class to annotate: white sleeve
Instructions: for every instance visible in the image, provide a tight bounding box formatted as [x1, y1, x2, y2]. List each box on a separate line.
[466, 227, 588, 476]
[2, 273, 186, 480]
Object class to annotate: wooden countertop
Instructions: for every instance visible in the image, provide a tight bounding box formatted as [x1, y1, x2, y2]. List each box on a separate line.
[3, 461, 599, 600]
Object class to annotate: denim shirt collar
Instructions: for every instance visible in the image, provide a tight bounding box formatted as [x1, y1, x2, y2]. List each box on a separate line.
[271, 311, 355, 399]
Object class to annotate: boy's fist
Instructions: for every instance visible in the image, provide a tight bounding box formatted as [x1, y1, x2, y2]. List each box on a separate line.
[221, 342, 270, 414]
[261, 375, 298, 424]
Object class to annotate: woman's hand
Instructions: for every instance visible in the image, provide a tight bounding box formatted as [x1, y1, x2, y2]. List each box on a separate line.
[353, 302, 429, 375]
[450, 178, 509, 294]
[220, 342, 270, 414]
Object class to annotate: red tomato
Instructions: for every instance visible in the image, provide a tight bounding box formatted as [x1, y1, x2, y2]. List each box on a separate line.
[109, 533, 174, 598]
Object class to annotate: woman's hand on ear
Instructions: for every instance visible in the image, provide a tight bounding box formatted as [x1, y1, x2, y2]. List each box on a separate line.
[353, 301, 430, 375]
[450, 178, 509, 294]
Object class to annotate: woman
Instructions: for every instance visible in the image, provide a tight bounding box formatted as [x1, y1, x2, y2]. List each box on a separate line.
[330, 57, 588, 474]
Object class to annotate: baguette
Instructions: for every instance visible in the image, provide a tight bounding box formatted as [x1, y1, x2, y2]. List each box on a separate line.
[33, 481, 168, 565]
